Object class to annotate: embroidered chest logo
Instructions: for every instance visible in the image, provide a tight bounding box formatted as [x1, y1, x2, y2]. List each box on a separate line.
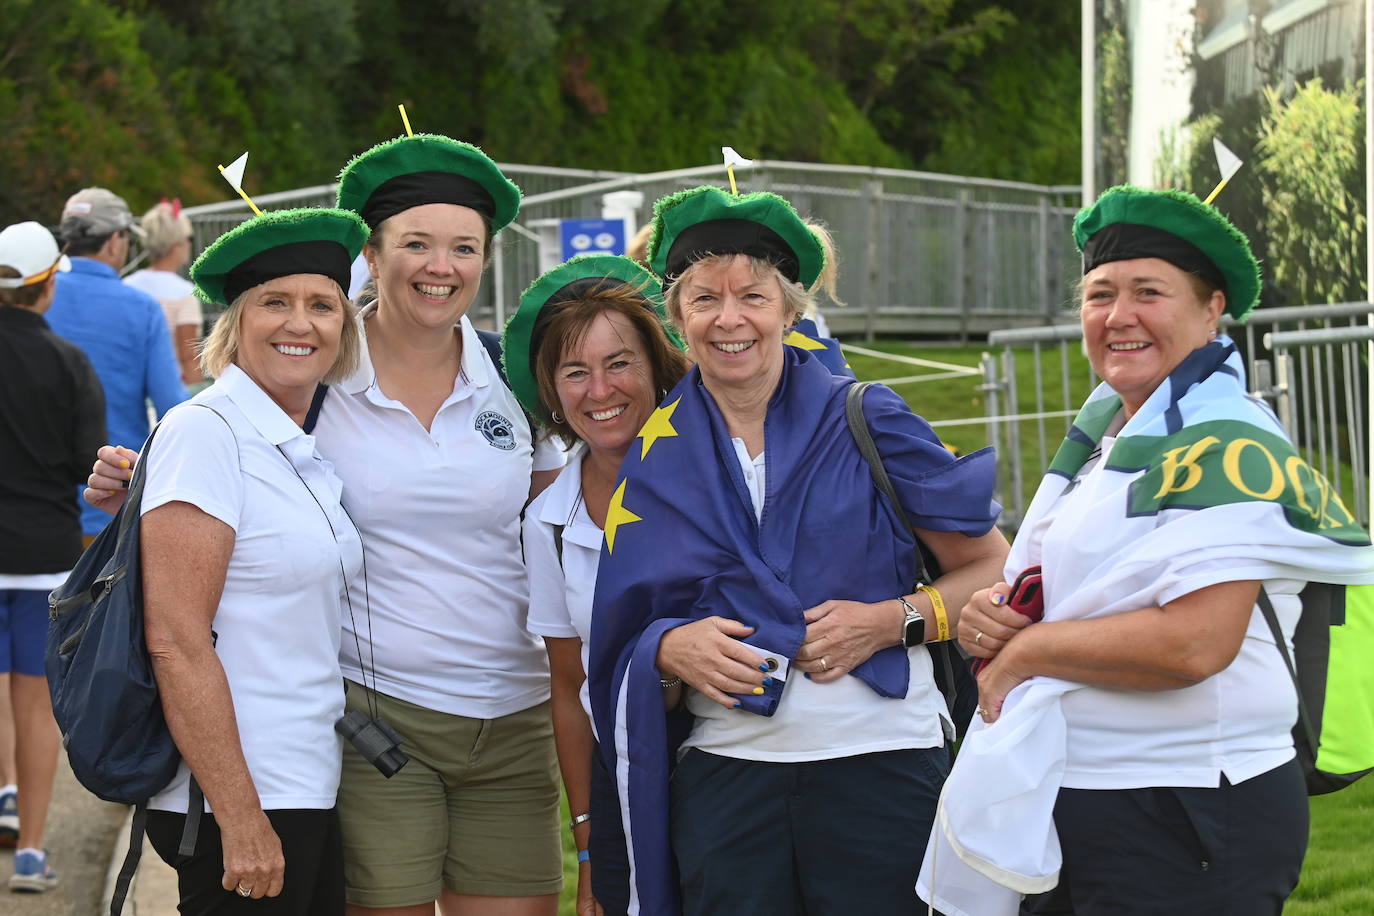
[474, 410, 517, 450]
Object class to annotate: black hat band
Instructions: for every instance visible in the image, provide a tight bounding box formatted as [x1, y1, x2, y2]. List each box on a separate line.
[665, 218, 800, 282]
[362, 170, 496, 230]
[528, 275, 651, 367]
[223, 239, 354, 305]
[1082, 222, 1227, 294]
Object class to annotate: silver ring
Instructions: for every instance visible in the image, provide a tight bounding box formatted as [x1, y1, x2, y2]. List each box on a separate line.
[819, 657, 829, 672]
[236, 884, 252, 898]
[974, 631, 984, 646]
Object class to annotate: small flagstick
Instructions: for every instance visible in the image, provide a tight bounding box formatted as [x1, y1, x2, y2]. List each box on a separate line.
[1203, 137, 1244, 205]
[217, 152, 263, 217]
[399, 104, 414, 137]
[721, 147, 754, 195]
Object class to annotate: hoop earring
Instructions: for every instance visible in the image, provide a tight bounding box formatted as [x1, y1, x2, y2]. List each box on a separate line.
[551, 410, 564, 424]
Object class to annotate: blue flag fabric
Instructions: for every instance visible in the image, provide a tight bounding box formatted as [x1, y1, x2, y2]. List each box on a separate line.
[787, 316, 854, 377]
[587, 347, 999, 915]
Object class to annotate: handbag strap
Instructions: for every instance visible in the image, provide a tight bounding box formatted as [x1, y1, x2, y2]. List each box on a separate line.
[844, 381, 932, 585]
[1256, 587, 1319, 754]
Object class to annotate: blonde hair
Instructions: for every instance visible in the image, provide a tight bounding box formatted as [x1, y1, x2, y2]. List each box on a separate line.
[199, 282, 360, 385]
[140, 201, 194, 260]
[804, 219, 845, 311]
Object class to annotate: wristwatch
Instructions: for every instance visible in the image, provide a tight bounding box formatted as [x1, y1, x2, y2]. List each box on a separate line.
[898, 595, 925, 648]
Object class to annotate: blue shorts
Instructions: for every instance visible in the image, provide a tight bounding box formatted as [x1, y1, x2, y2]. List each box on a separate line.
[0, 590, 50, 676]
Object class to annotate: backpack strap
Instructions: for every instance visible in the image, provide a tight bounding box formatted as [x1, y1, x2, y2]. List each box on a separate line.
[477, 329, 511, 388]
[107, 803, 147, 916]
[303, 384, 330, 434]
[843, 382, 964, 714]
[1257, 587, 1320, 757]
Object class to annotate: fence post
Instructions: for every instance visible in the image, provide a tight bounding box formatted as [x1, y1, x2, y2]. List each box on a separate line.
[979, 350, 1007, 523]
[862, 179, 882, 343]
[1038, 194, 1053, 321]
[955, 187, 972, 343]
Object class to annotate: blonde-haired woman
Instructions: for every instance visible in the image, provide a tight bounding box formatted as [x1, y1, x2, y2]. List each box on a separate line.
[125, 199, 204, 385]
[137, 208, 367, 914]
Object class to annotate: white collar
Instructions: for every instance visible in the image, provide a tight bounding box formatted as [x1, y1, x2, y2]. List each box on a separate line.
[215, 364, 308, 447]
[339, 302, 490, 396]
[536, 442, 587, 525]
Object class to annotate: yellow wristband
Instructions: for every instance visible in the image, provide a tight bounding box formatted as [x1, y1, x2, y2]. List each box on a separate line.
[918, 584, 950, 641]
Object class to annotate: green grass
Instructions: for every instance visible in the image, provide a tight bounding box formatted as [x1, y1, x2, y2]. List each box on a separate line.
[1288, 777, 1374, 915]
[550, 338, 1370, 912]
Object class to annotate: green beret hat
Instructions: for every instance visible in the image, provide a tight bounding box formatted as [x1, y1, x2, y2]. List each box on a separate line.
[191, 207, 368, 307]
[1073, 185, 1261, 320]
[647, 186, 826, 289]
[336, 134, 521, 233]
[503, 254, 680, 424]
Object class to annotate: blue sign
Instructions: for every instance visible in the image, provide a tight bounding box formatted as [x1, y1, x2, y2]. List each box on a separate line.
[560, 218, 626, 261]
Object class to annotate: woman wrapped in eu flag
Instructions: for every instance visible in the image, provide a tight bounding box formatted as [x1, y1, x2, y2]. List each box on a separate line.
[586, 185, 1010, 916]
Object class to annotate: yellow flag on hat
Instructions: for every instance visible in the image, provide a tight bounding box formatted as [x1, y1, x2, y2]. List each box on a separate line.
[721, 146, 753, 195]
[217, 152, 263, 217]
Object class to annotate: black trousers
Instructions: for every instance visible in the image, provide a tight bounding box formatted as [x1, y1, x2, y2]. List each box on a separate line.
[146, 807, 345, 915]
[589, 743, 631, 915]
[670, 746, 949, 916]
[1022, 759, 1308, 916]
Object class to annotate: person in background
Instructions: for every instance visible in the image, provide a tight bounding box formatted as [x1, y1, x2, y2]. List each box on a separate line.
[46, 187, 186, 540]
[923, 186, 1374, 916]
[140, 207, 368, 913]
[507, 255, 690, 916]
[0, 221, 106, 893]
[125, 199, 205, 386]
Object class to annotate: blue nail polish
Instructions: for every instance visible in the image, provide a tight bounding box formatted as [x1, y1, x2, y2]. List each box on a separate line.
[992, 593, 1006, 605]
[803, 672, 812, 680]
[762, 677, 774, 687]
[758, 663, 770, 671]
[732, 701, 742, 708]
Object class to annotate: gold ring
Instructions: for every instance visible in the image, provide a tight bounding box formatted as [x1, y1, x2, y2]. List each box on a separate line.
[975, 631, 984, 646]
[236, 885, 252, 898]
[819, 657, 829, 672]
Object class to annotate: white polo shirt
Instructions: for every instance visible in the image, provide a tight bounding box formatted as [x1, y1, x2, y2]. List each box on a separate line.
[681, 439, 948, 762]
[523, 444, 602, 721]
[141, 364, 361, 813]
[314, 309, 565, 719]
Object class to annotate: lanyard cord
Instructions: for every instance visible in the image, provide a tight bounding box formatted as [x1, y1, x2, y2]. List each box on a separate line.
[275, 444, 380, 724]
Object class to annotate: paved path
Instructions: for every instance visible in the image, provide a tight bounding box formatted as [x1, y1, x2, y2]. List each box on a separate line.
[0, 754, 125, 915]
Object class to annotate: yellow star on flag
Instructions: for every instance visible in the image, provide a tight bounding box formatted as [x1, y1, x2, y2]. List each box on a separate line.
[637, 396, 682, 460]
[603, 478, 642, 554]
[784, 330, 827, 351]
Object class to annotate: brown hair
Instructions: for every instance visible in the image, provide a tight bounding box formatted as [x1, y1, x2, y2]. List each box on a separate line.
[366, 209, 496, 268]
[534, 283, 691, 446]
[0, 267, 47, 308]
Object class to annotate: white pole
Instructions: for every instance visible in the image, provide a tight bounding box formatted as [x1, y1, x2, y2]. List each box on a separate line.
[1082, 0, 1097, 205]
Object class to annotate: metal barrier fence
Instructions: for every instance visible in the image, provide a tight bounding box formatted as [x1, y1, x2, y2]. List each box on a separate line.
[183, 161, 1081, 337]
[980, 303, 1374, 531]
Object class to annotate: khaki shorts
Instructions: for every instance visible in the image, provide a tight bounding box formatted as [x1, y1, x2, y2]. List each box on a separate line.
[337, 682, 562, 906]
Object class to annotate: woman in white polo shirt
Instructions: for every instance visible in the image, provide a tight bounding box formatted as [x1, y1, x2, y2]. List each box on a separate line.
[321, 134, 566, 915]
[139, 208, 368, 912]
[504, 255, 690, 916]
[88, 136, 566, 914]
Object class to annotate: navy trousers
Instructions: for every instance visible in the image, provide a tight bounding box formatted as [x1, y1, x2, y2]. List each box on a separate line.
[670, 746, 949, 916]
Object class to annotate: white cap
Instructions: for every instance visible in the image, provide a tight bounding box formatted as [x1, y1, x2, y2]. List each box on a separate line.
[0, 222, 72, 289]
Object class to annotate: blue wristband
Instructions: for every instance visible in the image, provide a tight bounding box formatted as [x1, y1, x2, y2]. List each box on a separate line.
[577, 849, 590, 863]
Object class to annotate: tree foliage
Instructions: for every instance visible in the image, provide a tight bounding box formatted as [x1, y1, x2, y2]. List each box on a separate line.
[0, 0, 1081, 225]
[1256, 78, 1367, 305]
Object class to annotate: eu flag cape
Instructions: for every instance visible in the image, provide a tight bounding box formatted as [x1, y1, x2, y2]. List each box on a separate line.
[588, 347, 999, 915]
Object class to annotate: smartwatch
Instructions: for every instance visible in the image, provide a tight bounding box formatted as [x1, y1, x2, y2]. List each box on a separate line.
[898, 595, 925, 648]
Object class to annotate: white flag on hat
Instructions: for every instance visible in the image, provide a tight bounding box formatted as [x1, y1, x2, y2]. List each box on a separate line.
[219, 152, 249, 192]
[1212, 138, 1242, 182]
[721, 147, 754, 168]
